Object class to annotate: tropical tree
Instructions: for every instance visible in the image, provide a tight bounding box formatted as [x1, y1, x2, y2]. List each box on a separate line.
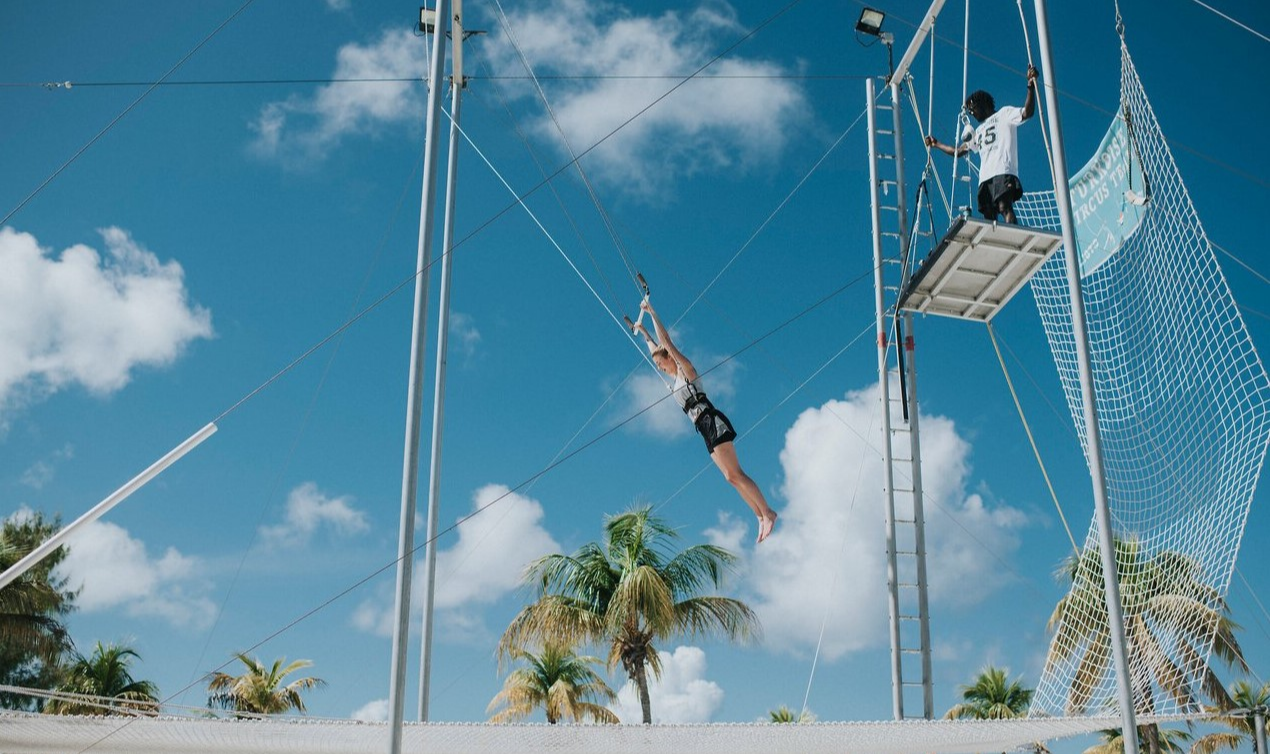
[768, 704, 815, 723]
[944, 665, 1033, 720]
[1190, 680, 1270, 753]
[498, 506, 760, 724]
[206, 653, 325, 716]
[487, 642, 619, 724]
[1083, 726, 1192, 753]
[0, 511, 78, 711]
[46, 641, 159, 716]
[1046, 538, 1245, 751]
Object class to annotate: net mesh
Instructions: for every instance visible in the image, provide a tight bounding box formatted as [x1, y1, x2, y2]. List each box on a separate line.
[1016, 42, 1270, 718]
[0, 710, 1191, 754]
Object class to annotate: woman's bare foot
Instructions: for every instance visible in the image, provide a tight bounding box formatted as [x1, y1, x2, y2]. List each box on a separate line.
[756, 511, 778, 543]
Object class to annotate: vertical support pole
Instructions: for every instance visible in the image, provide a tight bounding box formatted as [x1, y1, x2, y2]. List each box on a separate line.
[1033, 0, 1138, 751]
[867, 76, 904, 722]
[417, 0, 465, 723]
[1254, 707, 1267, 755]
[389, 1, 449, 750]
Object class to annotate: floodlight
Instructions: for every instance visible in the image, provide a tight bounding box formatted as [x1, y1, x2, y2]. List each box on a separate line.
[855, 8, 885, 37]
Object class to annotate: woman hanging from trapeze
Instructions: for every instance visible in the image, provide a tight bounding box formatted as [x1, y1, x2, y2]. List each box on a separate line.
[629, 297, 778, 543]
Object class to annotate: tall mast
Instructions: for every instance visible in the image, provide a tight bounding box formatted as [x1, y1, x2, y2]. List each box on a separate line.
[388, 1, 449, 750]
[418, 0, 467, 722]
[1033, 0, 1139, 750]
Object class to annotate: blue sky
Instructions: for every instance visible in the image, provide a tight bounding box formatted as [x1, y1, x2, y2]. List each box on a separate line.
[2, 0, 1268, 743]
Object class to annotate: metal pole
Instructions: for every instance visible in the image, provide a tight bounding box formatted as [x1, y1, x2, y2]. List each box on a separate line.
[0, 423, 216, 592]
[1032, 0, 1137, 750]
[417, 0, 464, 722]
[889, 0, 948, 86]
[388, 1, 449, 750]
[866, 76, 904, 721]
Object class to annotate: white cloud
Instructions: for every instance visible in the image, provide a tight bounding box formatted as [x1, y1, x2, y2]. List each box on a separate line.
[259, 482, 370, 548]
[20, 462, 53, 490]
[448, 312, 482, 364]
[352, 483, 559, 637]
[610, 645, 724, 723]
[250, 28, 425, 165]
[55, 519, 215, 629]
[351, 698, 389, 722]
[743, 383, 1028, 661]
[483, 0, 809, 194]
[325, 0, 351, 11]
[20, 443, 74, 490]
[0, 227, 212, 421]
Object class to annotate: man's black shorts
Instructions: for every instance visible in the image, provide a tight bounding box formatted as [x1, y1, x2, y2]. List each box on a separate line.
[977, 175, 1024, 220]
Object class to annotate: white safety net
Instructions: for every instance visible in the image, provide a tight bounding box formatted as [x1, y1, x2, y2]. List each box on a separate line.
[1016, 42, 1270, 718]
[0, 709, 1197, 754]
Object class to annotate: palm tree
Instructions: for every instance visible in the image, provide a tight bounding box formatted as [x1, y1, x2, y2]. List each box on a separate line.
[46, 641, 159, 716]
[1083, 726, 1192, 753]
[1190, 680, 1270, 753]
[768, 704, 815, 723]
[0, 511, 78, 711]
[206, 653, 325, 716]
[487, 642, 619, 724]
[944, 665, 1033, 719]
[498, 506, 760, 724]
[1046, 538, 1245, 751]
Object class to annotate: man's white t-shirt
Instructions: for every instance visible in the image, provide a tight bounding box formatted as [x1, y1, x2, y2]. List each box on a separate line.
[966, 105, 1025, 182]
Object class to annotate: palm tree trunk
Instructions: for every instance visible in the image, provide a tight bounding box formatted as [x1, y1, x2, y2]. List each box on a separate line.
[634, 662, 652, 724]
[1142, 723, 1161, 753]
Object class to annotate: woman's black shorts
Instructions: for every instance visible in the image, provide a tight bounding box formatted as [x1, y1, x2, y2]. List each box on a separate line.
[694, 406, 738, 454]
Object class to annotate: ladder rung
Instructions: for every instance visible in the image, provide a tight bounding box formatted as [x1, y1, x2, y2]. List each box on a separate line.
[896, 549, 917, 556]
[900, 648, 925, 654]
[899, 614, 920, 620]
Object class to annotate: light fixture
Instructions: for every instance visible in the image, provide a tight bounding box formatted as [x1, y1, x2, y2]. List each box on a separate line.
[855, 7, 885, 37]
[419, 6, 437, 33]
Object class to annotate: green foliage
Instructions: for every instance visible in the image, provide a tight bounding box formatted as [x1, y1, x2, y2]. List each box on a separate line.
[47, 641, 159, 716]
[206, 653, 325, 716]
[499, 506, 759, 724]
[1190, 680, 1270, 753]
[487, 643, 618, 724]
[1083, 725, 1192, 753]
[1046, 538, 1245, 716]
[0, 511, 78, 711]
[768, 704, 815, 723]
[943, 665, 1033, 720]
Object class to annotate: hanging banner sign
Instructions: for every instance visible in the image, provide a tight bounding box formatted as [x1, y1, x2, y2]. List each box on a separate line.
[1068, 114, 1148, 277]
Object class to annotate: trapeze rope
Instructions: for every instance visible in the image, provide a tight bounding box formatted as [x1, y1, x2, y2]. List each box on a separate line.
[986, 322, 1079, 555]
[485, 0, 643, 303]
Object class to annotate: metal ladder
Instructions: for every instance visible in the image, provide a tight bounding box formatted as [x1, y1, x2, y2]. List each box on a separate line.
[866, 75, 934, 721]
